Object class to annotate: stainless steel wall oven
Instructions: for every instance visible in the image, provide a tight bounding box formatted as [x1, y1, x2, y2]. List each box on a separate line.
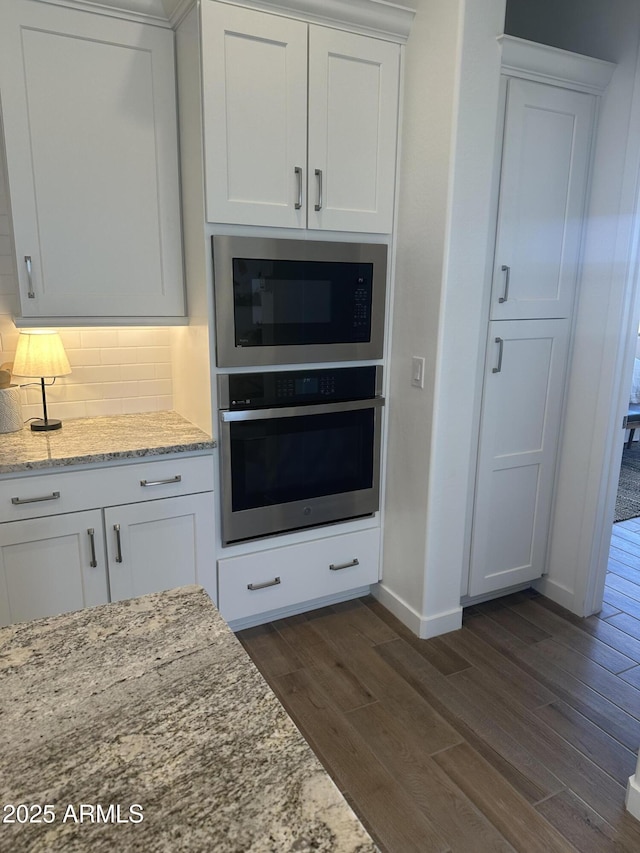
[212, 236, 387, 367]
[218, 366, 384, 545]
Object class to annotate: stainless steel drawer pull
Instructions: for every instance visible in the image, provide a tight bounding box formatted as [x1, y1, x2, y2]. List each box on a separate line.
[87, 528, 97, 568]
[314, 168, 323, 211]
[498, 264, 510, 303]
[247, 577, 281, 591]
[11, 491, 61, 505]
[492, 337, 504, 374]
[140, 475, 182, 487]
[25, 255, 35, 299]
[294, 166, 303, 210]
[114, 523, 123, 563]
[329, 558, 360, 572]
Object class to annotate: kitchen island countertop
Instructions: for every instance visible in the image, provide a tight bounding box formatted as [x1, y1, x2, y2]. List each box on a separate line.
[0, 411, 215, 475]
[0, 585, 376, 852]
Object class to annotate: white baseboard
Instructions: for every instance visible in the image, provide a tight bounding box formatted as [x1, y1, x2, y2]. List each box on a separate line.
[372, 583, 462, 638]
[627, 774, 640, 821]
[532, 576, 577, 613]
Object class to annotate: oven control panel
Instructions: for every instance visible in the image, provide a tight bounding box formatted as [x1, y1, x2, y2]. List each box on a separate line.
[222, 366, 381, 409]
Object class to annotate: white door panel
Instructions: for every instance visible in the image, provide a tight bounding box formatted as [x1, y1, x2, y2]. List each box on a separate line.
[491, 79, 595, 320]
[469, 319, 570, 596]
[201, 3, 307, 227]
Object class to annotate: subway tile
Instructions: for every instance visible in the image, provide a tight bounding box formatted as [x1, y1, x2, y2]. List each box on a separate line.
[69, 365, 119, 384]
[120, 363, 156, 381]
[121, 397, 158, 414]
[85, 399, 124, 417]
[136, 346, 170, 364]
[58, 330, 82, 349]
[117, 328, 170, 347]
[138, 379, 172, 397]
[67, 348, 102, 367]
[101, 381, 139, 399]
[100, 347, 138, 365]
[154, 363, 172, 380]
[80, 329, 119, 348]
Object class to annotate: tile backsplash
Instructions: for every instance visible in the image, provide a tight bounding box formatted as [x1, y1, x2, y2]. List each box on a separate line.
[0, 318, 173, 422]
[0, 133, 173, 423]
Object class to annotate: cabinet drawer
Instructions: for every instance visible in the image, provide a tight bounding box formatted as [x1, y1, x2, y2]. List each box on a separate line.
[218, 528, 380, 623]
[0, 454, 214, 523]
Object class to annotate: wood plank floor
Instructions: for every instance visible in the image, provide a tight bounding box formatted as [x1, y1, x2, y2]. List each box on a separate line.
[238, 522, 640, 852]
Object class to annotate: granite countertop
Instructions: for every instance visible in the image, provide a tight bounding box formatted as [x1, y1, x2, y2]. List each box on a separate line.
[0, 411, 215, 475]
[0, 586, 376, 852]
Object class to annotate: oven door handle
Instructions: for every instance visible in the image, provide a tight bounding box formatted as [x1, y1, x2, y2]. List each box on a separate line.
[220, 396, 385, 422]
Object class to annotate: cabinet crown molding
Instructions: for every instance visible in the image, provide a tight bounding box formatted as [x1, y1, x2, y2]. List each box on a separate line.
[498, 35, 616, 94]
[35, 0, 415, 38]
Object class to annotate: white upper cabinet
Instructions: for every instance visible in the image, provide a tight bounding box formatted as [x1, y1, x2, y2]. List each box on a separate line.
[490, 78, 596, 320]
[201, 2, 400, 233]
[307, 26, 400, 233]
[0, 0, 185, 320]
[201, 3, 308, 229]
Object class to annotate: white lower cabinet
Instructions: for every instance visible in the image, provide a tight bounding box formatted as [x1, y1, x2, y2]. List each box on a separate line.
[0, 455, 215, 626]
[218, 527, 380, 624]
[0, 510, 108, 626]
[105, 494, 215, 602]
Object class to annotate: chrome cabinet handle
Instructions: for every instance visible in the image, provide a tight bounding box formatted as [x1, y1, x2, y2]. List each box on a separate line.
[87, 528, 97, 568]
[247, 576, 281, 591]
[492, 337, 504, 374]
[114, 523, 123, 563]
[11, 491, 60, 505]
[329, 558, 360, 572]
[294, 166, 303, 210]
[314, 168, 323, 211]
[140, 475, 182, 487]
[498, 264, 510, 303]
[25, 255, 35, 299]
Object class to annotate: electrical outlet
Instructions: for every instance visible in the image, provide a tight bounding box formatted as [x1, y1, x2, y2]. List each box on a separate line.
[411, 356, 425, 389]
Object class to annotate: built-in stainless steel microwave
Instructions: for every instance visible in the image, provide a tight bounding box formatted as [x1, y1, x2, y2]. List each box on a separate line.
[212, 236, 387, 367]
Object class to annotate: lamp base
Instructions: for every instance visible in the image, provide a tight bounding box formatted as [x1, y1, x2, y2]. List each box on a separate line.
[30, 418, 62, 432]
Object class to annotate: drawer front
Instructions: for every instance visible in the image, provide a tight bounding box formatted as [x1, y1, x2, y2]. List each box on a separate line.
[0, 454, 214, 523]
[218, 527, 380, 623]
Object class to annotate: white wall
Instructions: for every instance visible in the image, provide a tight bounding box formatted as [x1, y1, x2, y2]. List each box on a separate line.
[379, 0, 507, 636]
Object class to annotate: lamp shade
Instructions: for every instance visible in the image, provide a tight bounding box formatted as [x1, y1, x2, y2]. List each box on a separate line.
[13, 330, 71, 378]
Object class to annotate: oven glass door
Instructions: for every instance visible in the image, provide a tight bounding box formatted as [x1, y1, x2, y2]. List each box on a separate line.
[220, 399, 383, 544]
[231, 408, 374, 511]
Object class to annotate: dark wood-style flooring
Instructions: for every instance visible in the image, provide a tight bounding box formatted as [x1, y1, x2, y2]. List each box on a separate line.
[238, 521, 640, 852]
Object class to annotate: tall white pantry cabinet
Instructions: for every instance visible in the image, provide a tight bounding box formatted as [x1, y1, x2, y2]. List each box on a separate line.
[468, 38, 615, 598]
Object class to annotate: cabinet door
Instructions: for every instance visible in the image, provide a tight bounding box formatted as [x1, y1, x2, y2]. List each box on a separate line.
[105, 494, 216, 605]
[468, 319, 570, 596]
[490, 79, 595, 320]
[201, 3, 307, 228]
[0, 510, 108, 626]
[0, 0, 184, 318]
[307, 27, 400, 234]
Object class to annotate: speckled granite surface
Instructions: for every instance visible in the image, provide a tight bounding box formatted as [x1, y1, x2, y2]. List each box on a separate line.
[0, 586, 377, 852]
[0, 411, 215, 475]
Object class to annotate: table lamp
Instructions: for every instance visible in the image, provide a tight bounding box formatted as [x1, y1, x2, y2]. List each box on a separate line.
[13, 330, 71, 431]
